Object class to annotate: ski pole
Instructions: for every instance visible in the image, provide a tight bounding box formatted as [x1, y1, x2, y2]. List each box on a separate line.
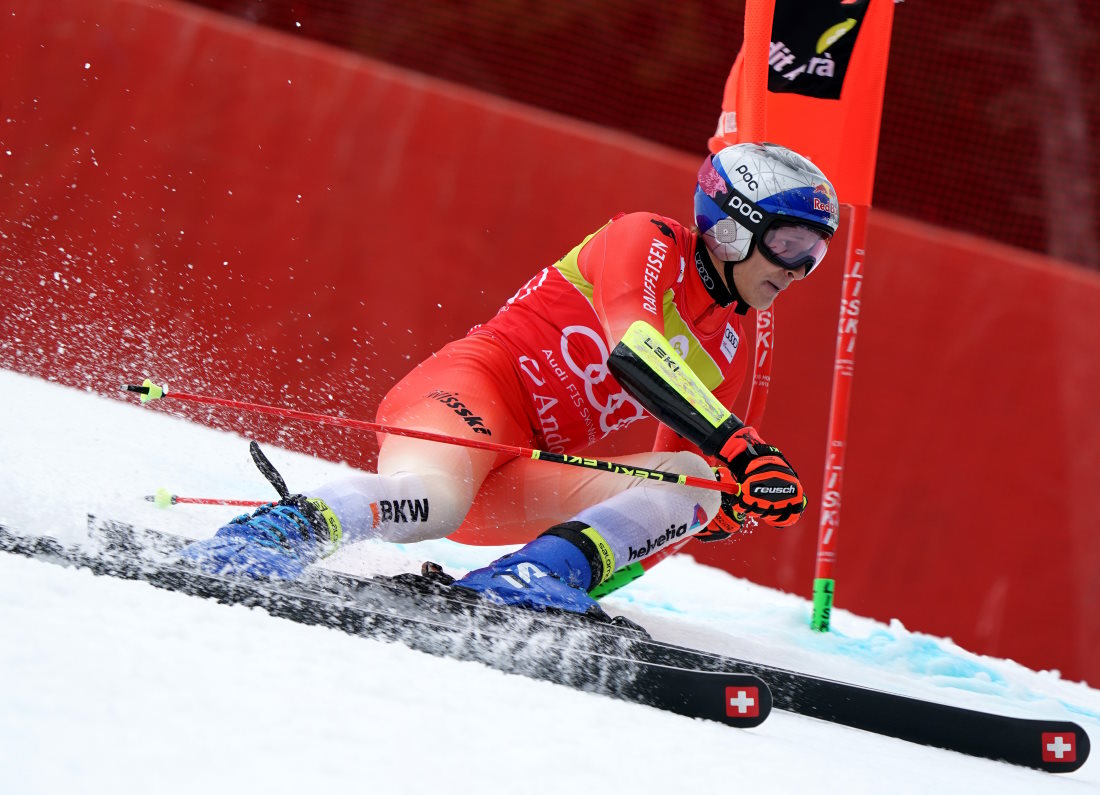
[123, 380, 741, 496]
[145, 488, 266, 508]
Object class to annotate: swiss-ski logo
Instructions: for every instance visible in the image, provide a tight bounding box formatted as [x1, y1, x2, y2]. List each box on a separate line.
[428, 390, 492, 435]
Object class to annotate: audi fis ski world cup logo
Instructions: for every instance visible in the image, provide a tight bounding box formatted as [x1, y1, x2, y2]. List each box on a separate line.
[767, 0, 870, 99]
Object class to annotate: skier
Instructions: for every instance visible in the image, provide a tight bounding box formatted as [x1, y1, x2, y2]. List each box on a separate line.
[183, 142, 840, 614]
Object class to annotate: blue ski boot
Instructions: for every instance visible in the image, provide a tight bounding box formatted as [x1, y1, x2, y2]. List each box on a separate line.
[453, 521, 614, 616]
[180, 441, 342, 579]
[181, 497, 342, 579]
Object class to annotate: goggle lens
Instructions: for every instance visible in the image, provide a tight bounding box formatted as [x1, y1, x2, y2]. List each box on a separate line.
[761, 223, 831, 275]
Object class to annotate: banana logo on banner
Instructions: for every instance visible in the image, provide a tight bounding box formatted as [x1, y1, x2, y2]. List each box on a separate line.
[767, 0, 871, 100]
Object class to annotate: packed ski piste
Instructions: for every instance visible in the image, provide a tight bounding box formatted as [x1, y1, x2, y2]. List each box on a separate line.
[3, 144, 1096, 790]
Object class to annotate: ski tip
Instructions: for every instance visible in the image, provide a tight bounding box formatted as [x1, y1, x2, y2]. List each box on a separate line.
[1037, 722, 1091, 774]
[721, 678, 772, 729]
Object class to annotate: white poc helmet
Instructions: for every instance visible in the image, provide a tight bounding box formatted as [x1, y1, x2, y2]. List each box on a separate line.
[694, 142, 840, 274]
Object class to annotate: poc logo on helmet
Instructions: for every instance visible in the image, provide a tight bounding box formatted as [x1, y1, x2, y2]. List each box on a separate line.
[728, 195, 763, 225]
[734, 164, 759, 192]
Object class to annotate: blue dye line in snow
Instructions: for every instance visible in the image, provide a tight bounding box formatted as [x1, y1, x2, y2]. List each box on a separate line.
[814, 626, 1100, 722]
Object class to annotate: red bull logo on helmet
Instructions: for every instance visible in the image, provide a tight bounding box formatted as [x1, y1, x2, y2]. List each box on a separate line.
[812, 182, 839, 217]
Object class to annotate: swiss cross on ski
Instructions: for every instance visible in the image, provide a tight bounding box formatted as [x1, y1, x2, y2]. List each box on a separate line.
[726, 686, 760, 718]
[1042, 732, 1077, 764]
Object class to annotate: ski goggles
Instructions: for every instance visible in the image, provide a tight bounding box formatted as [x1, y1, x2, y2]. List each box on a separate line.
[758, 222, 831, 275]
[716, 187, 833, 275]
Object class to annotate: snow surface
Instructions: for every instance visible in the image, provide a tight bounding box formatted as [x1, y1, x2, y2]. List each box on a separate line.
[1, 367, 1097, 794]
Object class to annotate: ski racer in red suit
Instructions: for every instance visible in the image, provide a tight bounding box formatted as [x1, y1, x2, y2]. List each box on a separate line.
[183, 142, 841, 614]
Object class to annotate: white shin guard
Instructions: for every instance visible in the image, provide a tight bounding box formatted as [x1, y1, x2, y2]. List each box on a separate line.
[310, 470, 473, 544]
[571, 451, 721, 570]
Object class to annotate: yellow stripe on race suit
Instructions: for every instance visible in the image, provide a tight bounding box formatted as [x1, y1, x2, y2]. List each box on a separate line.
[620, 320, 732, 431]
[552, 229, 602, 303]
[555, 228, 723, 391]
[660, 307, 724, 391]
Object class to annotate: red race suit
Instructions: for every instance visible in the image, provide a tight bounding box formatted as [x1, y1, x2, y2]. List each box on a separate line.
[376, 212, 750, 544]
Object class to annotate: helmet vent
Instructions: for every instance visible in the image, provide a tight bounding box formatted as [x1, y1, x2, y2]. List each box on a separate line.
[713, 219, 740, 243]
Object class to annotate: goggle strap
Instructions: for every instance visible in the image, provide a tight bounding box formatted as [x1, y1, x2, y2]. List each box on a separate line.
[719, 187, 768, 235]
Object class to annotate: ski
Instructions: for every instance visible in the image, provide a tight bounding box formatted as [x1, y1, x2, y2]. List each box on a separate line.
[0, 520, 771, 730]
[0, 519, 1091, 773]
